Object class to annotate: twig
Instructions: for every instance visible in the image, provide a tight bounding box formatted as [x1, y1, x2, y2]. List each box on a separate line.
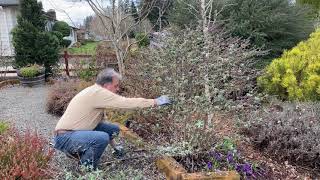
[131, 149, 148, 153]
[101, 155, 150, 166]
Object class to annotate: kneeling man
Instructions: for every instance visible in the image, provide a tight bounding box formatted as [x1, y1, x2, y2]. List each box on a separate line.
[53, 68, 170, 169]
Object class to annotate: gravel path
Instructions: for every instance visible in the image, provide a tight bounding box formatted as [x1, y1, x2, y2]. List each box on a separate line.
[0, 85, 164, 179]
[0, 85, 58, 138]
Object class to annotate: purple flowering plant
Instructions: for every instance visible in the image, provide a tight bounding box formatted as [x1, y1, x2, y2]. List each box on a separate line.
[206, 138, 264, 179]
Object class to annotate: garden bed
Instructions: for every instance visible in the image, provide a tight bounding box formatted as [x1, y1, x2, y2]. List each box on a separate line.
[113, 121, 242, 179]
[173, 152, 264, 179]
[156, 156, 239, 180]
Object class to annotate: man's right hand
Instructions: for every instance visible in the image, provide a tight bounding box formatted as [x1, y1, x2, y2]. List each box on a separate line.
[155, 95, 171, 106]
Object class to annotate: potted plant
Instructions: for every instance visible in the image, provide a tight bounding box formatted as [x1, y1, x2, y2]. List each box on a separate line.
[17, 64, 45, 87]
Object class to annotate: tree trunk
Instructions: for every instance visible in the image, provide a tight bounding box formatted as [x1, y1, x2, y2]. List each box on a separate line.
[200, 0, 214, 128]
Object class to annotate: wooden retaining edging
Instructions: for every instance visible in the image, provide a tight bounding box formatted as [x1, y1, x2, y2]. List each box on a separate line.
[111, 121, 240, 180]
[0, 79, 20, 89]
[114, 122, 147, 148]
[156, 156, 239, 180]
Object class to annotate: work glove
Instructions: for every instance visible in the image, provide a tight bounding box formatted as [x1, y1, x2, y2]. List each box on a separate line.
[155, 95, 171, 106]
[113, 145, 125, 158]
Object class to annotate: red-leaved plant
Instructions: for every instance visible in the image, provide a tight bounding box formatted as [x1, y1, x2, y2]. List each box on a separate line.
[0, 127, 54, 179]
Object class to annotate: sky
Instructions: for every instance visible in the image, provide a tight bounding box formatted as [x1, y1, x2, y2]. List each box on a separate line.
[40, 0, 95, 27]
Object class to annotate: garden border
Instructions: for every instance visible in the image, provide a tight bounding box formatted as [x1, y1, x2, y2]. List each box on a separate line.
[113, 122, 240, 180]
[0, 79, 20, 89]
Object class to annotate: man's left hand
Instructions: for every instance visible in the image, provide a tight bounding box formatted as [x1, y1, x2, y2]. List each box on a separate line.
[113, 145, 125, 158]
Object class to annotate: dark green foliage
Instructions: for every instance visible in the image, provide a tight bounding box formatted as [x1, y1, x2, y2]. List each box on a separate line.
[135, 33, 150, 47]
[52, 21, 71, 37]
[51, 31, 71, 48]
[35, 32, 60, 75]
[51, 31, 63, 44]
[168, 0, 224, 29]
[140, 0, 171, 30]
[61, 39, 72, 48]
[243, 103, 320, 173]
[12, 19, 39, 67]
[12, 0, 60, 75]
[19, 0, 46, 30]
[168, 0, 314, 62]
[168, 0, 199, 28]
[51, 31, 63, 40]
[222, 0, 314, 59]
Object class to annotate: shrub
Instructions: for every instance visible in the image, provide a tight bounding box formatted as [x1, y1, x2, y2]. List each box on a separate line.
[0, 127, 54, 179]
[124, 26, 263, 152]
[35, 32, 60, 75]
[258, 29, 320, 101]
[51, 31, 72, 48]
[46, 80, 93, 116]
[135, 33, 150, 47]
[242, 103, 320, 172]
[51, 31, 63, 43]
[52, 21, 71, 37]
[12, 0, 59, 76]
[19, 64, 43, 77]
[61, 39, 72, 48]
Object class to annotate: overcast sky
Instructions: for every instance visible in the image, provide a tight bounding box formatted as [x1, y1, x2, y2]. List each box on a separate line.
[40, 0, 95, 27]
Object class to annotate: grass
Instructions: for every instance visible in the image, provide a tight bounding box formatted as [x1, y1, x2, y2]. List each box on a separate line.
[68, 41, 99, 55]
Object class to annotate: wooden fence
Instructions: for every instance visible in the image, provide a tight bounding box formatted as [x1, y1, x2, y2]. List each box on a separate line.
[0, 51, 118, 78]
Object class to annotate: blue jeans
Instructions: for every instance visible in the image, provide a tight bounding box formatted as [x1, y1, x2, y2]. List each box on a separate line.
[54, 122, 120, 169]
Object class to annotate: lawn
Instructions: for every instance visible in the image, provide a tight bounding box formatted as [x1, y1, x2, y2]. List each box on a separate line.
[68, 41, 99, 55]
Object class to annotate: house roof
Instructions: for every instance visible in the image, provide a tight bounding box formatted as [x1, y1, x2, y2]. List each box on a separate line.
[70, 26, 80, 30]
[0, 0, 19, 6]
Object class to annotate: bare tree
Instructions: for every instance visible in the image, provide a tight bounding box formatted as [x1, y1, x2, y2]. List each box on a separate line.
[177, 0, 252, 128]
[89, 13, 152, 39]
[86, 0, 169, 76]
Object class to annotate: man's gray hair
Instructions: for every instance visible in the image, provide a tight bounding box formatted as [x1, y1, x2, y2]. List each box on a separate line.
[96, 68, 122, 85]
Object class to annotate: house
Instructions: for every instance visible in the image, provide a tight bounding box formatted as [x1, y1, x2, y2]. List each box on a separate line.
[0, 3, 78, 57]
[76, 28, 90, 42]
[45, 9, 79, 47]
[0, 0, 19, 56]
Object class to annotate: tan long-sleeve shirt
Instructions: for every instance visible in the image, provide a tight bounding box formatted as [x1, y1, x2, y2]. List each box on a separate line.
[55, 84, 155, 131]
